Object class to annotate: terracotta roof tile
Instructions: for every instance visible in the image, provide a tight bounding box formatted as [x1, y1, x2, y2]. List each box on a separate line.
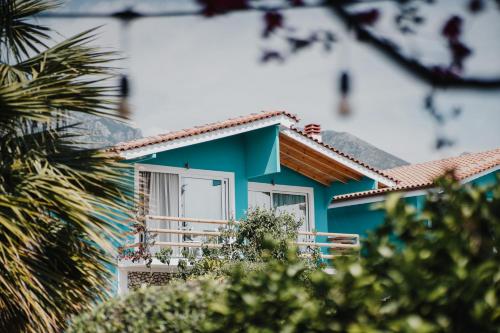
[112, 111, 299, 152]
[112, 110, 395, 184]
[332, 148, 500, 203]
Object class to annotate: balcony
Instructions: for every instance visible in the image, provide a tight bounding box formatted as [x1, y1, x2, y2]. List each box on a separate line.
[121, 215, 360, 264]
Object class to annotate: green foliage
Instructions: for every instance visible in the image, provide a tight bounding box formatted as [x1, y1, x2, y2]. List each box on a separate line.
[68, 279, 224, 333]
[206, 239, 335, 332]
[337, 173, 500, 333]
[70, 175, 499, 332]
[155, 246, 173, 265]
[233, 208, 301, 261]
[0, 1, 131, 332]
[187, 208, 320, 278]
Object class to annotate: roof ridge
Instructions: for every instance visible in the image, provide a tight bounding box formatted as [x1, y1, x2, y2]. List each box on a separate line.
[112, 110, 298, 152]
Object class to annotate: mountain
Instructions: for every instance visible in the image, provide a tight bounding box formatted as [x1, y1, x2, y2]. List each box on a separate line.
[321, 130, 408, 170]
[70, 116, 405, 169]
[72, 114, 142, 148]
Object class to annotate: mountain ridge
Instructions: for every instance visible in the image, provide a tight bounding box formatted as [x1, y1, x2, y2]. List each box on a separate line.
[73, 114, 142, 148]
[321, 130, 408, 170]
[76, 115, 408, 171]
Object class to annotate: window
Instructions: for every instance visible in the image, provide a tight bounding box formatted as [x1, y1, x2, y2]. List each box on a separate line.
[248, 182, 314, 241]
[135, 164, 234, 252]
[181, 176, 228, 243]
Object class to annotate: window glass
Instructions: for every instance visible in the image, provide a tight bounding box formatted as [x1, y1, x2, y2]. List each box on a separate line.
[273, 193, 307, 223]
[273, 193, 310, 240]
[182, 177, 228, 244]
[248, 186, 312, 241]
[248, 190, 271, 210]
[139, 170, 231, 257]
[182, 177, 227, 220]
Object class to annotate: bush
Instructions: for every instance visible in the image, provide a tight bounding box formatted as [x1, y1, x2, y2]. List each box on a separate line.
[205, 242, 334, 332]
[68, 279, 224, 333]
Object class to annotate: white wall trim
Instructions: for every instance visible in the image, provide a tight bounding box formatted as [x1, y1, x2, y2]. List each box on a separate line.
[328, 189, 429, 209]
[248, 182, 315, 231]
[279, 128, 396, 187]
[120, 115, 296, 160]
[117, 267, 128, 294]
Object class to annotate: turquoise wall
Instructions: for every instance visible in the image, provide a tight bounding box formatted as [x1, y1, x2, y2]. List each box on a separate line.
[244, 126, 280, 178]
[327, 177, 377, 199]
[328, 196, 421, 238]
[328, 171, 499, 237]
[471, 170, 498, 187]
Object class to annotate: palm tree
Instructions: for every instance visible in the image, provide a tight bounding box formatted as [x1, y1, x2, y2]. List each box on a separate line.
[0, 1, 132, 332]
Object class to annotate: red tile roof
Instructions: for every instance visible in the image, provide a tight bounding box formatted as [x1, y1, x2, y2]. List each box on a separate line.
[332, 148, 500, 203]
[112, 110, 396, 185]
[112, 111, 299, 152]
[289, 127, 398, 183]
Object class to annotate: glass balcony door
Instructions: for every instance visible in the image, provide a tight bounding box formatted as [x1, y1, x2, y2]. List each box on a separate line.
[248, 183, 314, 242]
[273, 192, 310, 240]
[181, 176, 228, 245]
[136, 165, 233, 258]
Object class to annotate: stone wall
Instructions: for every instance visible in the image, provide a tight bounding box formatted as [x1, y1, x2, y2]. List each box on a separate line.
[127, 271, 173, 289]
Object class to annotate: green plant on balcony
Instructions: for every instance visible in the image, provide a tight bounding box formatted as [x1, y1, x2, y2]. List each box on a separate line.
[186, 208, 324, 279]
[155, 247, 174, 265]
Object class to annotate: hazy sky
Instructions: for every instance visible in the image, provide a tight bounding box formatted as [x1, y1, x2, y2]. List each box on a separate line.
[41, 0, 500, 163]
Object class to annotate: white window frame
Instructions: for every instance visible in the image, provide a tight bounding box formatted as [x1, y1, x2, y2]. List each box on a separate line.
[247, 182, 315, 231]
[134, 163, 236, 220]
[118, 164, 236, 294]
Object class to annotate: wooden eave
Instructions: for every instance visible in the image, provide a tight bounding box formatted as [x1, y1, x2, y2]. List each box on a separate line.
[279, 133, 364, 187]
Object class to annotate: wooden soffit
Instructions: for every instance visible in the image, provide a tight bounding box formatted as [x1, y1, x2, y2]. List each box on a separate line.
[279, 133, 363, 186]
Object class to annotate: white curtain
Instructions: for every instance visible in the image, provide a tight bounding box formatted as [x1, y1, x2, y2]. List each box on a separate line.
[273, 193, 310, 242]
[146, 172, 180, 251]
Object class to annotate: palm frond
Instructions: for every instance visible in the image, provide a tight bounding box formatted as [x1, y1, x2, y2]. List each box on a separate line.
[0, 27, 120, 132]
[0, 1, 134, 332]
[0, 127, 133, 332]
[0, 0, 58, 63]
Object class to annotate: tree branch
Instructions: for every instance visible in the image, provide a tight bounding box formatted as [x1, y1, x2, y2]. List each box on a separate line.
[37, 0, 500, 90]
[327, 0, 500, 90]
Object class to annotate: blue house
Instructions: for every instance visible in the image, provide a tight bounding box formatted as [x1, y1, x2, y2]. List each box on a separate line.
[113, 111, 499, 292]
[114, 111, 397, 291]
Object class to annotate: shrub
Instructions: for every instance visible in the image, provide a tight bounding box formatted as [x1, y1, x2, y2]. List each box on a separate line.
[68, 278, 223, 333]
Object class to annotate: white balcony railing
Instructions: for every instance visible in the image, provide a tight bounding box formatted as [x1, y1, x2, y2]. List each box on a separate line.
[124, 215, 360, 261]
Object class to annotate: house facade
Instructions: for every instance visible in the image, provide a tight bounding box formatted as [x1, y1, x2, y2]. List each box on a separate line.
[113, 111, 397, 292]
[113, 111, 499, 293]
